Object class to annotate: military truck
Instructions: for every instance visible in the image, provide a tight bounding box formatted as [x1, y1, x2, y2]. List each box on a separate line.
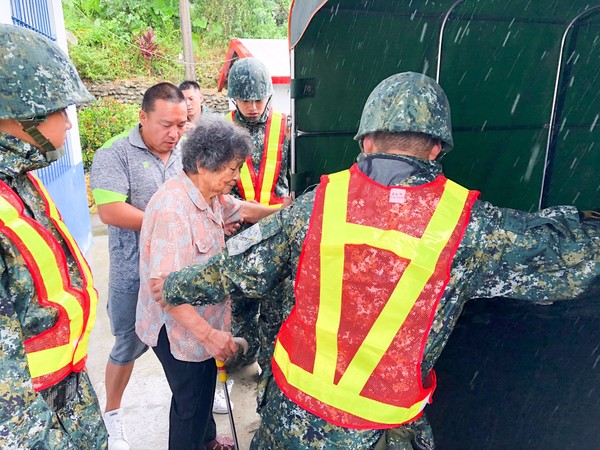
[288, 2, 600, 448]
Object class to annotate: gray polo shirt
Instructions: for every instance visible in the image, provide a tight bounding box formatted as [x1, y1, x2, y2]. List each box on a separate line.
[90, 125, 182, 293]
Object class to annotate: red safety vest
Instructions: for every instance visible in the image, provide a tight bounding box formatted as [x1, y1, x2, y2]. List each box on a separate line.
[0, 174, 97, 392]
[225, 110, 286, 207]
[273, 164, 479, 429]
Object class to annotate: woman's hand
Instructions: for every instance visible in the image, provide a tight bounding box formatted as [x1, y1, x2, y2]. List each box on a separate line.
[150, 274, 168, 307]
[202, 328, 238, 361]
[281, 195, 293, 208]
[223, 220, 242, 236]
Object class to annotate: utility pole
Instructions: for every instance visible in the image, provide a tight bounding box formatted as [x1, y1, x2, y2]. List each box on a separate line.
[179, 0, 195, 80]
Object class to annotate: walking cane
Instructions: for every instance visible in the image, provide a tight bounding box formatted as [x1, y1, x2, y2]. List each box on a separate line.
[216, 337, 248, 450]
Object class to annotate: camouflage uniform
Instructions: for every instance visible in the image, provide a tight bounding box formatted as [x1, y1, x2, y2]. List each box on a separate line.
[161, 73, 600, 449]
[227, 58, 290, 368]
[0, 25, 107, 449]
[228, 112, 290, 202]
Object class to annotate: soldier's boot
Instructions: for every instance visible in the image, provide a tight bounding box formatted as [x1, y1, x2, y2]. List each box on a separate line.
[103, 408, 130, 450]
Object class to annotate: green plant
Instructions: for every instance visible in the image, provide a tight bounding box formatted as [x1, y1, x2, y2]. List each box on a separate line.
[134, 28, 162, 75]
[78, 98, 139, 170]
[63, 0, 291, 82]
[64, 0, 184, 81]
[191, 0, 289, 44]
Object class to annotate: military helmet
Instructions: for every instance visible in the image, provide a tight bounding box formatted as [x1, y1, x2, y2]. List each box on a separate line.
[227, 57, 274, 101]
[354, 72, 453, 151]
[0, 24, 94, 121]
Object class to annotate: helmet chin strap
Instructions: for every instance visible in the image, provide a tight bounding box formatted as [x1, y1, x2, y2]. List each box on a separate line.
[233, 96, 272, 124]
[19, 119, 64, 162]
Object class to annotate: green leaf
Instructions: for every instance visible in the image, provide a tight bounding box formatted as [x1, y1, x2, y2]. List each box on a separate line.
[193, 16, 208, 29]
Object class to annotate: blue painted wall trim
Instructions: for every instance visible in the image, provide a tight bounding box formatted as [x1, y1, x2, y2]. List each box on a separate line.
[38, 162, 93, 254]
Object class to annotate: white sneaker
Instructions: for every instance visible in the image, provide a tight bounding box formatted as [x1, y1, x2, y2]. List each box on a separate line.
[103, 408, 130, 450]
[212, 379, 234, 414]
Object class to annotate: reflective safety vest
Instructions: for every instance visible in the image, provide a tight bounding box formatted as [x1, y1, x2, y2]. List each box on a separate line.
[225, 110, 286, 207]
[273, 165, 479, 429]
[0, 174, 98, 392]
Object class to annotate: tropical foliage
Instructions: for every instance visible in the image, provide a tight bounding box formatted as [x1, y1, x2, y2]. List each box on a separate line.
[78, 98, 139, 170]
[63, 0, 290, 82]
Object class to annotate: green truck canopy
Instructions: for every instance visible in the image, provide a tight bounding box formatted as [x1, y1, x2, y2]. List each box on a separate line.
[289, 0, 600, 211]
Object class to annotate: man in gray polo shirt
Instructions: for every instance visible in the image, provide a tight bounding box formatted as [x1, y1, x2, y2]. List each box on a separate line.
[90, 82, 187, 450]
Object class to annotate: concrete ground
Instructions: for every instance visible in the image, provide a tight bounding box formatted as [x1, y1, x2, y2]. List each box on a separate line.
[85, 214, 261, 450]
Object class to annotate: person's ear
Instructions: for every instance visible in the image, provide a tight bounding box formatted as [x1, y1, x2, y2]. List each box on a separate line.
[362, 135, 375, 154]
[428, 141, 443, 160]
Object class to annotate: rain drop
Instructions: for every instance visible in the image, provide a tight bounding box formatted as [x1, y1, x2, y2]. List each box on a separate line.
[510, 93, 521, 115]
[420, 22, 428, 42]
[590, 114, 599, 132]
[524, 144, 541, 182]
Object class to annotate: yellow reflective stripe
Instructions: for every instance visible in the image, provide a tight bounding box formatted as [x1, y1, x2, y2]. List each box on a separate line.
[338, 180, 468, 393]
[312, 171, 349, 379]
[239, 160, 256, 201]
[274, 339, 429, 424]
[27, 344, 74, 378]
[225, 110, 284, 206]
[0, 194, 83, 379]
[274, 173, 470, 424]
[258, 111, 284, 205]
[31, 174, 98, 367]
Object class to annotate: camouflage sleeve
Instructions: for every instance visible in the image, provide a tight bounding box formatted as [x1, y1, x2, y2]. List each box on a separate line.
[466, 201, 600, 302]
[0, 254, 56, 445]
[162, 253, 228, 307]
[163, 211, 291, 306]
[277, 136, 291, 197]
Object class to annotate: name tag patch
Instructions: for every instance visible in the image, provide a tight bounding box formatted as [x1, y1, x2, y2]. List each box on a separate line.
[389, 189, 406, 204]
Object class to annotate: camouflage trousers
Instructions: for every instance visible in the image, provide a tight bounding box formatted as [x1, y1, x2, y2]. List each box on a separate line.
[231, 277, 293, 372]
[250, 377, 383, 449]
[230, 296, 260, 367]
[251, 375, 436, 450]
[0, 370, 107, 449]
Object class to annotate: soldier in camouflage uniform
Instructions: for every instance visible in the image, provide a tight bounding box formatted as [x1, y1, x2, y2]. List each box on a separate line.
[0, 25, 107, 448]
[154, 72, 600, 449]
[223, 57, 292, 373]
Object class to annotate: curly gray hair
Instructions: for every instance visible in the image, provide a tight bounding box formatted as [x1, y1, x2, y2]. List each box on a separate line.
[182, 113, 252, 173]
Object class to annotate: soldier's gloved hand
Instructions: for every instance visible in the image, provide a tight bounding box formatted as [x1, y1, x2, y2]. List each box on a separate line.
[580, 210, 600, 221]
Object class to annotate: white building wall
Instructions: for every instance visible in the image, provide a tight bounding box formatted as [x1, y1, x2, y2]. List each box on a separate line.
[0, 0, 11, 24]
[272, 84, 291, 116]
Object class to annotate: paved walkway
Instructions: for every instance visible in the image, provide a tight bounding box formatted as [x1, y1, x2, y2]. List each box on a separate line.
[85, 215, 260, 450]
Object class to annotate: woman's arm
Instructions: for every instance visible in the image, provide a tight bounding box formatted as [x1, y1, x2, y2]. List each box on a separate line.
[239, 197, 292, 224]
[164, 303, 237, 361]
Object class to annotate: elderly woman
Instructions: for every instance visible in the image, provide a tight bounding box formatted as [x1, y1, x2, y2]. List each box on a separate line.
[136, 114, 282, 450]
